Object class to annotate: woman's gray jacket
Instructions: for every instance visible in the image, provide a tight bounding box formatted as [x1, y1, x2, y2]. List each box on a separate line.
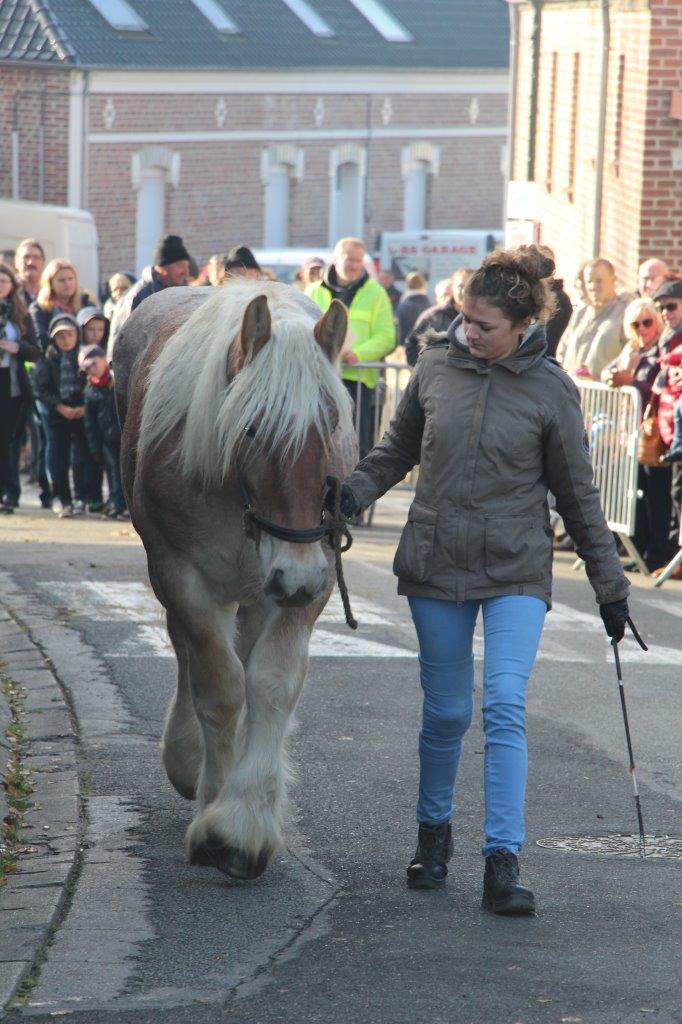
[345, 319, 629, 608]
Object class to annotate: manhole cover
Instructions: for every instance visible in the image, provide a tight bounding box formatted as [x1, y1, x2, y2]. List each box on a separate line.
[536, 834, 682, 860]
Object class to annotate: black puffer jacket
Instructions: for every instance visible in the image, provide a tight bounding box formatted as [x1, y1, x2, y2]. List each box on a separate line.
[405, 299, 459, 367]
[32, 345, 85, 425]
[84, 379, 121, 460]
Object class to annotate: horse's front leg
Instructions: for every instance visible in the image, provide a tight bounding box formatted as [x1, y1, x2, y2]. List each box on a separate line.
[186, 602, 315, 880]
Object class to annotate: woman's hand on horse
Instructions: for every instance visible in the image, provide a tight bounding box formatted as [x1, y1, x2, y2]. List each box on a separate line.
[324, 476, 361, 519]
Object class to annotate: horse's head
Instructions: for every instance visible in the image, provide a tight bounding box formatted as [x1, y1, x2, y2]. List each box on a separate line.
[229, 293, 352, 608]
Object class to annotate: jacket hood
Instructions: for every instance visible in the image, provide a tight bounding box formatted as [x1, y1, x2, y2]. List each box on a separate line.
[444, 314, 547, 374]
[48, 311, 80, 333]
[77, 305, 110, 343]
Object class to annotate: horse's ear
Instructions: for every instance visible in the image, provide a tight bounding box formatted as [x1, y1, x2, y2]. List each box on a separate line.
[314, 299, 347, 362]
[234, 295, 271, 372]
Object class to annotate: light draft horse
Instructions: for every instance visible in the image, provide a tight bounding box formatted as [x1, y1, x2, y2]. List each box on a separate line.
[114, 280, 356, 880]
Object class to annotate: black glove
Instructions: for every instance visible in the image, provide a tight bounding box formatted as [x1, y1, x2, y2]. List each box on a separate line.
[599, 599, 629, 642]
[324, 476, 361, 519]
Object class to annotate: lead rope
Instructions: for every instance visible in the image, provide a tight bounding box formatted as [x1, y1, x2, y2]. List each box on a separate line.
[326, 476, 358, 630]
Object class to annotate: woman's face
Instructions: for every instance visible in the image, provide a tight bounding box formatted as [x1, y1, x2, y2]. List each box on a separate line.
[0, 273, 13, 301]
[629, 311, 659, 349]
[461, 297, 530, 363]
[52, 268, 77, 303]
[53, 327, 78, 351]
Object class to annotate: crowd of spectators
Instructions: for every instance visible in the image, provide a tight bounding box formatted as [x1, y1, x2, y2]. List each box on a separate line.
[0, 230, 680, 574]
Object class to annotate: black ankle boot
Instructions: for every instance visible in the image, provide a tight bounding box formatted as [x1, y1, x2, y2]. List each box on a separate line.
[482, 849, 535, 915]
[406, 821, 453, 890]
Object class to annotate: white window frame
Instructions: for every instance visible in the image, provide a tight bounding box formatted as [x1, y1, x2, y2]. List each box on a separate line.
[328, 145, 366, 246]
[131, 147, 181, 276]
[261, 145, 304, 248]
[279, 0, 335, 37]
[188, 0, 240, 34]
[85, 0, 148, 31]
[401, 143, 440, 231]
[346, 0, 413, 42]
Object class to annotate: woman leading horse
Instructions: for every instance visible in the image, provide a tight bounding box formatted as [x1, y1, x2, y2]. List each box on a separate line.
[328, 245, 634, 915]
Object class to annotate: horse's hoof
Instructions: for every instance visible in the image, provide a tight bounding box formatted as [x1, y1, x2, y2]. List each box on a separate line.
[189, 835, 270, 880]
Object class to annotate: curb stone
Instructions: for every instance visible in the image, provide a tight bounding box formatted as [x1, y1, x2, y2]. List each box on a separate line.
[0, 601, 81, 1014]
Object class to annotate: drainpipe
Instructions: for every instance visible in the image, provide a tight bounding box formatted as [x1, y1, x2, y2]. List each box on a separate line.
[527, 0, 543, 181]
[592, 0, 611, 257]
[506, 1, 520, 185]
[12, 93, 20, 199]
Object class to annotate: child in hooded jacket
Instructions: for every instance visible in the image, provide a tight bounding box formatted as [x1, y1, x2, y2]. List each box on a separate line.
[79, 345, 128, 518]
[77, 307, 111, 511]
[32, 313, 88, 517]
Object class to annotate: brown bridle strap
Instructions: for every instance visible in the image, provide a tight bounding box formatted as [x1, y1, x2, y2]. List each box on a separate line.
[236, 445, 357, 629]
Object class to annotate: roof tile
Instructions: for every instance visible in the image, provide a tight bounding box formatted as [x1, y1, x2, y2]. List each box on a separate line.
[1, 0, 509, 71]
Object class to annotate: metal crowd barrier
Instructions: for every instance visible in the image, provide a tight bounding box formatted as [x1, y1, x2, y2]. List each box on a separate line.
[575, 380, 646, 573]
[346, 360, 414, 525]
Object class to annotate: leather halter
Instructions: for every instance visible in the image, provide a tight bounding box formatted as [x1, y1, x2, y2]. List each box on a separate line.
[237, 427, 335, 545]
[238, 471, 331, 545]
[237, 430, 356, 628]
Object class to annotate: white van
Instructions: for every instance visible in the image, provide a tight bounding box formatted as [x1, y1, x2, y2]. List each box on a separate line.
[252, 248, 333, 285]
[379, 230, 503, 297]
[252, 247, 375, 286]
[0, 199, 99, 297]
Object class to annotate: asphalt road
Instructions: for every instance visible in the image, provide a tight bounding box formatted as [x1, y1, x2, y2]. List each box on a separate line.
[1, 488, 681, 1024]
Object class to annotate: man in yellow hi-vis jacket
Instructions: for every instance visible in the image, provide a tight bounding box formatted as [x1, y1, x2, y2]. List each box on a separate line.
[307, 237, 395, 458]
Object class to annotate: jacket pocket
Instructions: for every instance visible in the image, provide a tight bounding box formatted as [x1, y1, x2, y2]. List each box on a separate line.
[484, 516, 550, 584]
[393, 500, 438, 584]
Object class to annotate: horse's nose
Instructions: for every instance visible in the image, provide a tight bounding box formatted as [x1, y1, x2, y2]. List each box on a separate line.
[264, 566, 327, 607]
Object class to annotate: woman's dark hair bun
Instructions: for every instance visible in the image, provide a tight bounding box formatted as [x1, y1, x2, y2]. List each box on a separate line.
[465, 244, 556, 323]
[481, 245, 555, 284]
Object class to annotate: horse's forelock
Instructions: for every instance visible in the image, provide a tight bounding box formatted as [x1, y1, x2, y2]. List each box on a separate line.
[138, 280, 353, 487]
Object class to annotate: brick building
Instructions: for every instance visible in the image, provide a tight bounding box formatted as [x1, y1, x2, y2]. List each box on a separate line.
[505, 0, 682, 293]
[0, 0, 509, 283]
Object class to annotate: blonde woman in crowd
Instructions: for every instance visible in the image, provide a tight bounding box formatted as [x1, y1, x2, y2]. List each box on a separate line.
[29, 258, 94, 352]
[602, 297, 669, 571]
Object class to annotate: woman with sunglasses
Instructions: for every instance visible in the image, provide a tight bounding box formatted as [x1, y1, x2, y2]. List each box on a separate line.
[602, 297, 668, 571]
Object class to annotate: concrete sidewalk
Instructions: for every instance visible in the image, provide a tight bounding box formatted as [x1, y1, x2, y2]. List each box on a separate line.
[0, 595, 81, 1012]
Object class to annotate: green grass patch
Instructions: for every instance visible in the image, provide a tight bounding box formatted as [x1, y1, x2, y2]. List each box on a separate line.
[1, 671, 34, 886]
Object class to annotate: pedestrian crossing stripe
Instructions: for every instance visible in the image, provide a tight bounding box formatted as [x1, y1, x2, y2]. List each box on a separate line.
[38, 581, 681, 665]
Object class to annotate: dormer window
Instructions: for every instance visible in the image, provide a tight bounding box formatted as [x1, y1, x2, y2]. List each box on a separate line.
[279, 0, 336, 38]
[346, 0, 413, 43]
[188, 0, 240, 34]
[85, 0, 148, 32]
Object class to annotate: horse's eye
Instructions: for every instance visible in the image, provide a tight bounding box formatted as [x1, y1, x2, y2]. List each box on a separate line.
[245, 425, 256, 439]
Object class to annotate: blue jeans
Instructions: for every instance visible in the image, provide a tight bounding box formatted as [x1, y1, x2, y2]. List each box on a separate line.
[408, 595, 546, 856]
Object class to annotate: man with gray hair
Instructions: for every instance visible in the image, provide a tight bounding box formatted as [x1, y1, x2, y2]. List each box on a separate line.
[556, 258, 627, 379]
[638, 258, 670, 298]
[307, 237, 395, 460]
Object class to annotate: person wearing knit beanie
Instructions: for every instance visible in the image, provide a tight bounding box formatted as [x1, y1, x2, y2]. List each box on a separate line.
[108, 235, 192, 357]
[223, 245, 262, 280]
[153, 235, 191, 279]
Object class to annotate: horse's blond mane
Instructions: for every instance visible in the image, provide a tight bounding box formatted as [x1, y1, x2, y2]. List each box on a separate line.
[138, 279, 353, 486]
